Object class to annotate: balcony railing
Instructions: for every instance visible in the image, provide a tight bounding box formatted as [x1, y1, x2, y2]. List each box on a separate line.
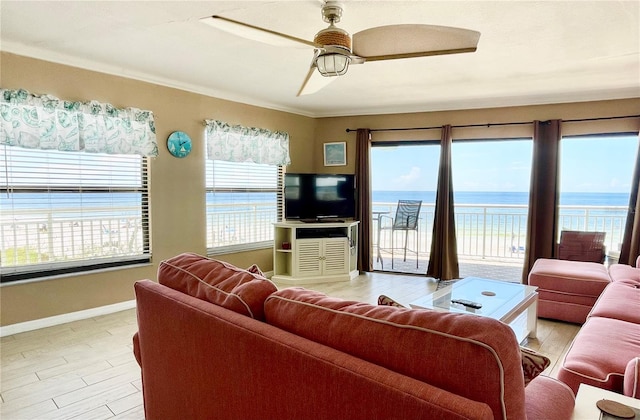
[1, 207, 145, 268]
[373, 202, 627, 262]
[205, 203, 277, 248]
[1, 202, 628, 269]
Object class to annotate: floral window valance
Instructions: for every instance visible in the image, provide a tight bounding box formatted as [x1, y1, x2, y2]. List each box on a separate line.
[205, 119, 291, 166]
[0, 88, 158, 156]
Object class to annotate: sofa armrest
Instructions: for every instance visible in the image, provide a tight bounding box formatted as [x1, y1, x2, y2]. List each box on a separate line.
[132, 332, 142, 366]
[624, 357, 639, 398]
[525, 376, 575, 420]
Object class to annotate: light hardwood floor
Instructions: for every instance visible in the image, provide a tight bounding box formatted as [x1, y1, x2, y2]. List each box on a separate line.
[1, 272, 580, 420]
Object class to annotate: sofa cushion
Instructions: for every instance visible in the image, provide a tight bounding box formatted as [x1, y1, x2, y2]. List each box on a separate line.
[624, 357, 639, 398]
[608, 263, 640, 285]
[158, 253, 277, 320]
[265, 287, 527, 420]
[558, 317, 640, 394]
[528, 259, 610, 297]
[589, 281, 640, 324]
[377, 294, 552, 387]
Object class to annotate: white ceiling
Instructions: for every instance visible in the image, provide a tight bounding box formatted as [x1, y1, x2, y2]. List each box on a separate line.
[1, 1, 639, 118]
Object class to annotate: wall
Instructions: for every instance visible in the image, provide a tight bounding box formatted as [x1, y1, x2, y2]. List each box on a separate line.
[314, 100, 640, 174]
[1, 52, 639, 326]
[0, 53, 316, 326]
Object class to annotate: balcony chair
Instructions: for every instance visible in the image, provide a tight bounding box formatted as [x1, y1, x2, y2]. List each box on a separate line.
[377, 200, 422, 270]
[557, 230, 606, 263]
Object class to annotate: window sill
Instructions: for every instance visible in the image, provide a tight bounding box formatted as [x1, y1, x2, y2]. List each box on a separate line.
[0, 261, 153, 287]
[207, 241, 274, 257]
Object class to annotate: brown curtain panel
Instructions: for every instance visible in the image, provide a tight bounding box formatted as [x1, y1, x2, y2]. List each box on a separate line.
[619, 134, 640, 265]
[521, 120, 561, 284]
[356, 128, 372, 272]
[427, 125, 459, 280]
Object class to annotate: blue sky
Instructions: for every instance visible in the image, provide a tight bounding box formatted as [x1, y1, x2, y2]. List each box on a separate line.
[371, 135, 638, 193]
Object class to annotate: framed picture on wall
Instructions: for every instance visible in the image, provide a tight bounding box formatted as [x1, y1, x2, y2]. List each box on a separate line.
[323, 142, 347, 166]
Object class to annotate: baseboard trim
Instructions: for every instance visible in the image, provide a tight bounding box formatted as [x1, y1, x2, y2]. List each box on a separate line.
[2, 270, 274, 337]
[0, 300, 137, 337]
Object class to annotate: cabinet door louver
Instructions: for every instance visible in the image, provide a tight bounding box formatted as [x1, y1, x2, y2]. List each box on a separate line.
[295, 240, 322, 277]
[323, 238, 348, 274]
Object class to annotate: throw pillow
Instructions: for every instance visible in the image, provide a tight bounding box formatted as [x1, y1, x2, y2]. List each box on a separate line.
[247, 263, 265, 277]
[520, 346, 551, 386]
[377, 294, 406, 308]
[158, 253, 277, 320]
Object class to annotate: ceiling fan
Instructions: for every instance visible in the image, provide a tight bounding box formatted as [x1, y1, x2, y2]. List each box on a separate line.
[201, 2, 480, 96]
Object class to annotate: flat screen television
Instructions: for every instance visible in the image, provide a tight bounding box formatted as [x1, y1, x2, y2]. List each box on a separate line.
[284, 173, 356, 221]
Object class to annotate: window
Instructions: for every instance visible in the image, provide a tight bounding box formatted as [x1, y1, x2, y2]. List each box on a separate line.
[206, 160, 283, 254]
[0, 146, 150, 282]
[558, 133, 639, 252]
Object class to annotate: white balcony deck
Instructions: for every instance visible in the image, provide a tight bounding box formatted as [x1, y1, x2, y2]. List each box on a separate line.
[374, 252, 525, 281]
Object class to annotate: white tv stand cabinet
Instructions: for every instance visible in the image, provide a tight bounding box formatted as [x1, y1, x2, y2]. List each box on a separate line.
[272, 221, 359, 284]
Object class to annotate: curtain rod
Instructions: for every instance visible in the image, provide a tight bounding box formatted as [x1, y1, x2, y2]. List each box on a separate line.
[344, 114, 640, 133]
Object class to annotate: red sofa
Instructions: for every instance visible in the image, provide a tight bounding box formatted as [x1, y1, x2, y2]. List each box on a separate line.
[553, 260, 640, 396]
[133, 253, 575, 420]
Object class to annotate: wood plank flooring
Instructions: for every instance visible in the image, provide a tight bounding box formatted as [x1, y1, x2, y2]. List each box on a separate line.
[1, 272, 580, 419]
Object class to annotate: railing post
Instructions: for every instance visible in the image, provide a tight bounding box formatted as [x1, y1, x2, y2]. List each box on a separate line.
[482, 207, 487, 259]
[584, 208, 590, 231]
[47, 212, 54, 258]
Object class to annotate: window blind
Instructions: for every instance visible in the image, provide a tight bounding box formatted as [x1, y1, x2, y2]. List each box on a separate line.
[205, 160, 283, 254]
[0, 145, 150, 282]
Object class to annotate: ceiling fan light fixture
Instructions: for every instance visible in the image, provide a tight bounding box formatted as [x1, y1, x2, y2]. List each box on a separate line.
[316, 51, 351, 77]
[313, 23, 352, 77]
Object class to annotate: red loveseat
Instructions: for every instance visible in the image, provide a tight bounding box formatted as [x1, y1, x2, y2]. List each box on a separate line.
[133, 253, 575, 419]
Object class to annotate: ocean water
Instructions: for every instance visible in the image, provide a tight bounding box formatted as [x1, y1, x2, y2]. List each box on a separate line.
[372, 190, 630, 207]
[1, 191, 630, 212]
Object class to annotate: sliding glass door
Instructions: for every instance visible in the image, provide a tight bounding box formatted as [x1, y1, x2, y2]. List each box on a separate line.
[371, 143, 439, 273]
[451, 139, 533, 281]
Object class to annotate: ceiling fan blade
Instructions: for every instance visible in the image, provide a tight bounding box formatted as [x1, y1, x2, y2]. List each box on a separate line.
[201, 15, 317, 49]
[352, 24, 480, 62]
[297, 64, 337, 96]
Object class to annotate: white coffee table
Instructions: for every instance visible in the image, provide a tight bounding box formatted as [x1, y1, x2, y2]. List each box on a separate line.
[572, 383, 640, 419]
[410, 277, 538, 343]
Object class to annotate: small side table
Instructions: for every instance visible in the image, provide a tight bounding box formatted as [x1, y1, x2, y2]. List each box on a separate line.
[572, 383, 640, 419]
